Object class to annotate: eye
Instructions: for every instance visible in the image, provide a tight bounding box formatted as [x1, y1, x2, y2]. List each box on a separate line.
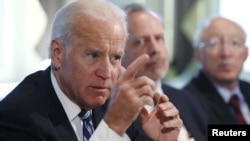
[111, 55, 121, 63]
[114, 55, 121, 60]
[87, 51, 99, 59]
[91, 53, 98, 58]
[134, 38, 144, 46]
[155, 35, 165, 43]
[230, 39, 243, 47]
[208, 39, 218, 48]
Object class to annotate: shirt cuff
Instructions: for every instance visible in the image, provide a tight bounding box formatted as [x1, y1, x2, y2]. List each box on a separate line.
[90, 119, 131, 141]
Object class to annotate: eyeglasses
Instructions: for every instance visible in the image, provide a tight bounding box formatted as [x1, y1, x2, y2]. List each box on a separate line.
[198, 38, 246, 50]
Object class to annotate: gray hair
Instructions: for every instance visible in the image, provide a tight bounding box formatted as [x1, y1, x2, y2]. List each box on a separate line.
[123, 2, 163, 24]
[51, 0, 128, 47]
[193, 15, 247, 48]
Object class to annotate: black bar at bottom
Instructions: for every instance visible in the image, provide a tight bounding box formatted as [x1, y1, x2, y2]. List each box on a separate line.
[208, 124, 250, 141]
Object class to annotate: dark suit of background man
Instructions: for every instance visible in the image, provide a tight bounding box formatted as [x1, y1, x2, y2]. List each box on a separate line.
[122, 3, 209, 141]
[183, 16, 250, 125]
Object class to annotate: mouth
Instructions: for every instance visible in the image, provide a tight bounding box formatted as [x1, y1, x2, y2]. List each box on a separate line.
[90, 86, 110, 92]
[146, 61, 163, 68]
[220, 62, 233, 70]
[147, 56, 161, 64]
[146, 56, 165, 67]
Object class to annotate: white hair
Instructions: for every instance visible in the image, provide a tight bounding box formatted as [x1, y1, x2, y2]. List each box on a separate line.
[123, 2, 163, 24]
[50, 0, 128, 47]
[192, 15, 247, 48]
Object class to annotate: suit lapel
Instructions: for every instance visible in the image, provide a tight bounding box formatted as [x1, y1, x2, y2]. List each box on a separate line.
[38, 67, 78, 141]
[239, 81, 250, 109]
[196, 71, 238, 124]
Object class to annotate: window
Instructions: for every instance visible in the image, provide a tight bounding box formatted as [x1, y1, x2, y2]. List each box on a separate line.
[219, 0, 250, 80]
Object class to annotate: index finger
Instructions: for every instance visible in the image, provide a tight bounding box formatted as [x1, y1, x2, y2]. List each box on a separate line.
[119, 54, 149, 82]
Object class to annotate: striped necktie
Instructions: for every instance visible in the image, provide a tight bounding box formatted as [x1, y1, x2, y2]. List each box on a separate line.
[78, 110, 94, 141]
[228, 95, 246, 124]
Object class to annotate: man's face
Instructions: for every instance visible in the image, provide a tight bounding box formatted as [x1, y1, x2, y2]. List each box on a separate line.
[195, 18, 248, 85]
[52, 17, 126, 109]
[122, 11, 168, 81]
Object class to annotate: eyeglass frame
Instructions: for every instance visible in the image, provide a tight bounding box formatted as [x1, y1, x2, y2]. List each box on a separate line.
[198, 37, 247, 50]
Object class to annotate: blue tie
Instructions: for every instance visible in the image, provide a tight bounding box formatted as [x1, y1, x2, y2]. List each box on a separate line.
[78, 110, 94, 141]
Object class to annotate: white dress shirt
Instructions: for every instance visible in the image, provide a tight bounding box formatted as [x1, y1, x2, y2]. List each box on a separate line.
[50, 70, 130, 141]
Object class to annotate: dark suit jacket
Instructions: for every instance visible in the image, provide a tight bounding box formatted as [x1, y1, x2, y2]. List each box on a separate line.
[162, 83, 208, 141]
[183, 70, 250, 125]
[0, 67, 140, 141]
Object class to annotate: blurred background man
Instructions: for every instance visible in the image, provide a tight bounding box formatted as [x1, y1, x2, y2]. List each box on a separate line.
[183, 16, 250, 125]
[122, 3, 208, 141]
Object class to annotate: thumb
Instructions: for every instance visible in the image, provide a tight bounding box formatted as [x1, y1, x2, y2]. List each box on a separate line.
[139, 107, 149, 124]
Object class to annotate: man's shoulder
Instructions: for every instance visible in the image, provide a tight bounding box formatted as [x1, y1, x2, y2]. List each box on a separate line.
[239, 79, 250, 86]
[239, 80, 250, 100]
[0, 67, 51, 110]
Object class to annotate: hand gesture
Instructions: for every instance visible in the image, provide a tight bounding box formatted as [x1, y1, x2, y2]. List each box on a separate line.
[104, 54, 156, 136]
[140, 94, 183, 141]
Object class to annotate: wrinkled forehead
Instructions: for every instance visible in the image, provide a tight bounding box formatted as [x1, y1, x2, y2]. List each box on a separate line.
[70, 18, 126, 52]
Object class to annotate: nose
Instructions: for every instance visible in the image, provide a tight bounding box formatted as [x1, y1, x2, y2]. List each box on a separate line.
[220, 40, 232, 56]
[148, 37, 160, 55]
[96, 58, 112, 80]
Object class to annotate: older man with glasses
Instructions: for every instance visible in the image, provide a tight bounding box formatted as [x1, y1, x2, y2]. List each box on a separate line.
[183, 16, 250, 125]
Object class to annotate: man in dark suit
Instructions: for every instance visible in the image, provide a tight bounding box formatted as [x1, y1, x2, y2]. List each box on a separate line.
[0, 0, 183, 141]
[122, 3, 208, 141]
[183, 16, 250, 125]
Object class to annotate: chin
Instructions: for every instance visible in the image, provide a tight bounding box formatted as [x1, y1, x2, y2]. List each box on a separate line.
[94, 96, 108, 105]
[149, 75, 163, 81]
[152, 71, 165, 79]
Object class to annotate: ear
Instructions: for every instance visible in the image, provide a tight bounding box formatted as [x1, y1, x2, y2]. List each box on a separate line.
[194, 47, 202, 63]
[243, 46, 249, 62]
[50, 39, 63, 70]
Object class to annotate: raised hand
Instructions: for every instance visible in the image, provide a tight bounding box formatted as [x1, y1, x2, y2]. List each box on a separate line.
[104, 54, 156, 136]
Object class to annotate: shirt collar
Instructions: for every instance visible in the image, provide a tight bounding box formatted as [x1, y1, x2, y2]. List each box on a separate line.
[213, 82, 243, 103]
[50, 70, 81, 121]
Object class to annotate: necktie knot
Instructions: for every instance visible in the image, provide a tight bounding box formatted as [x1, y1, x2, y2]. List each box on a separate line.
[229, 95, 240, 108]
[79, 110, 92, 121]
